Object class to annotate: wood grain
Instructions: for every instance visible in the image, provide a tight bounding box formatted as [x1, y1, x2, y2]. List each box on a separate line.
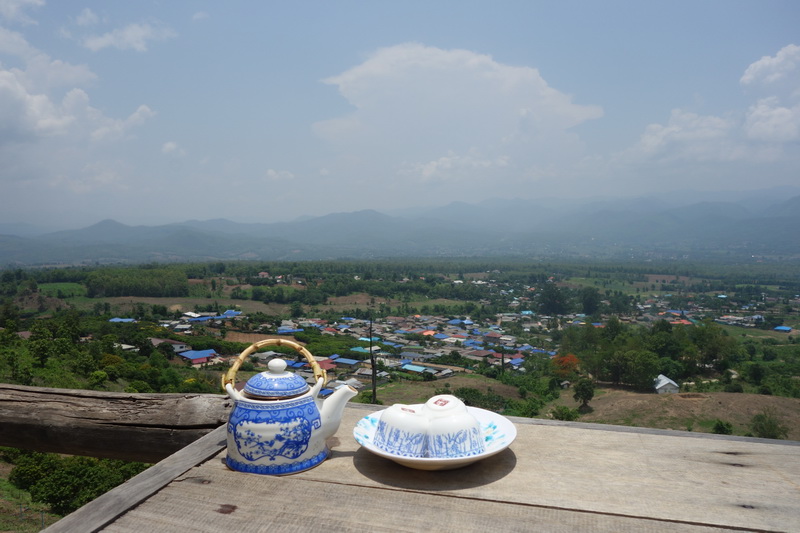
[0, 384, 231, 462]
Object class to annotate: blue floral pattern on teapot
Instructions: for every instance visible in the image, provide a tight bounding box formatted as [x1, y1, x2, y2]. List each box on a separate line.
[228, 396, 321, 462]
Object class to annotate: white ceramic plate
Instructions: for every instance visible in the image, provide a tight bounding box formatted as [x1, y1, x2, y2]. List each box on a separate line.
[353, 406, 516, 470]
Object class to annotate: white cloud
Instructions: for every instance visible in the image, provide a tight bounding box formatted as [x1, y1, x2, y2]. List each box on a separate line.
[50, 161, 127, 193]
[744, 97, 800, 143]
[162, 141, 186, 156]
[636, 109, 738, 161]
[18, 56, 96, 91]
[76, 8, 99, 27]
[625, 43, 800, 172]
[192, 12, 209, 22]
[0, 0, 43, 25]
[0, 25, 37, 58]
[740, 44, 800, 86]
[91, 104, 155, 141]
[0, 69, 67, 139]
[1, 28, 96, 91]
[0, 29, 155, 198]
[314, 43, 603, 188]
[401, 151, 509, 182]
[83, 22, 176, 52]
[264, 169, 294, 181]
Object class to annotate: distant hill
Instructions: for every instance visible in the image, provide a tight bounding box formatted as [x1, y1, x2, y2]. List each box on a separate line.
[1, 192, 799, 266]
[762, 195, 800, 218]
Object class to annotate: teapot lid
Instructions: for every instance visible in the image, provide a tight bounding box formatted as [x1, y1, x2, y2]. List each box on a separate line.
[243, 358, 309, 399]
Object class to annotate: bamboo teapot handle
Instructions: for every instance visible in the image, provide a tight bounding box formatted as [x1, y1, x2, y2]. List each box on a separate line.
[221, 338, 326, 391]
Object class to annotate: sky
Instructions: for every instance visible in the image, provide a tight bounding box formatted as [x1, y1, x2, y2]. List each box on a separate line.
[1, 0, 799, 230]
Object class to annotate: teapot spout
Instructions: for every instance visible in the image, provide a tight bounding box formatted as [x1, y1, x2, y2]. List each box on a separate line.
[319, 384, 358, 440]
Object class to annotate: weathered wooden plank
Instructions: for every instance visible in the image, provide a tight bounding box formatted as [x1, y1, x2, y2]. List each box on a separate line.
[41, 424, 228, 533]
[47, 404, 800, 532]
[0, 384, 231, 462]
[101, 467, 732, 533]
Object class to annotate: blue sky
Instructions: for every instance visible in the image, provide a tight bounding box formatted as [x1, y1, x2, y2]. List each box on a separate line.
[1, 0, 799, 229]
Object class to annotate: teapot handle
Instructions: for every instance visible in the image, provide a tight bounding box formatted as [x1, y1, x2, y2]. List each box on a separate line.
[221, 338, 326, 391]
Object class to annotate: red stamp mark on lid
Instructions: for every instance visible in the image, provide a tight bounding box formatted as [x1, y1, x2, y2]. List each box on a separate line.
[434, 398, 449, 406]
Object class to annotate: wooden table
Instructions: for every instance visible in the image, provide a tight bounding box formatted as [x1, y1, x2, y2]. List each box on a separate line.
[45, 404, 800, 532]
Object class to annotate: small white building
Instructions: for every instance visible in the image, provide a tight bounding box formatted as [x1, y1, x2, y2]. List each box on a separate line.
[654, 374, 679, 394]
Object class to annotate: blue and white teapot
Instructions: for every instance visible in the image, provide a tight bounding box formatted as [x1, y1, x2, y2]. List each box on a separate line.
[222, 338, 357, 475]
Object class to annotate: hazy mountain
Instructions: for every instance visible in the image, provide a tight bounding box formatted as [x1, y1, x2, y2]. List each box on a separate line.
[761, 195, 800, 218]
[2, 192, 799, 266]
[0, 222, 57, 237]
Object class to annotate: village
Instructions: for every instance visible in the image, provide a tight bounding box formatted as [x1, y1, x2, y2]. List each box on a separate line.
[136, 282, 795, 396]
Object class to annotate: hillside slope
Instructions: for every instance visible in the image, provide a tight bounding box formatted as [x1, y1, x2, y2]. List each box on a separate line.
[561, 389, 800, 440]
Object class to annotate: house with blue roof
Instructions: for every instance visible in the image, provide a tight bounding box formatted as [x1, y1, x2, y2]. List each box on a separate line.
[178, 349, 218, 365]
[351, 347, 374, 354]
[332, 358, 361, 368]
[277, 327, 304, 334]
[382, 342, 404, 349]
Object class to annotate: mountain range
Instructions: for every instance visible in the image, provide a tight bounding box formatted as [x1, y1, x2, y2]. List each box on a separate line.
[1, 189, 799, 266]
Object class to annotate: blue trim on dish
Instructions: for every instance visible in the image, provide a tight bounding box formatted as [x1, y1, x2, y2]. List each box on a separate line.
[354, 409, 511, 458]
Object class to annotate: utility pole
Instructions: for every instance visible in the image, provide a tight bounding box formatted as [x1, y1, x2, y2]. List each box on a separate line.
[369, 309, 377, 403]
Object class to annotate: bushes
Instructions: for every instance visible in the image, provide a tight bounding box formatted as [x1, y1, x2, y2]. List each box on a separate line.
[551, 405, 580, 421]
[7, 450, 148, 515]
[712, 419, 733, 435]
[437, 386, 506, 412]
[750, 408, 789, 440]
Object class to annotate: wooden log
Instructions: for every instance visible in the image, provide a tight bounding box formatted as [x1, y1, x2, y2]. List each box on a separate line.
[0, 384, 232, 463]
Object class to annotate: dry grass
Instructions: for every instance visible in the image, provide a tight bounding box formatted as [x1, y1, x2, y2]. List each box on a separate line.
[551, 388, 800, 439]
[372, 378, 800, 441]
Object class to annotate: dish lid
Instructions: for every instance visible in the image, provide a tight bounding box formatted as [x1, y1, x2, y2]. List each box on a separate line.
[243, 358, 309, 399]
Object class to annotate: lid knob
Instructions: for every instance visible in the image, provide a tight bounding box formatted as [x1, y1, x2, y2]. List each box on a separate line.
[268, 358, 287, 373]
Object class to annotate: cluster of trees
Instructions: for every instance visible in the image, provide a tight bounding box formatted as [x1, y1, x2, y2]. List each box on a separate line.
[2, 448, 147, 515]
[431, 356, 565, 418]
[0, 310, 228, 394]
[553, 317, 800, 397]
[85, 268, 189, 298]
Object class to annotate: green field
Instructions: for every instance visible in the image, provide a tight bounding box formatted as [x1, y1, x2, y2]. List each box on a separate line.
[38, 283, 87, 298]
